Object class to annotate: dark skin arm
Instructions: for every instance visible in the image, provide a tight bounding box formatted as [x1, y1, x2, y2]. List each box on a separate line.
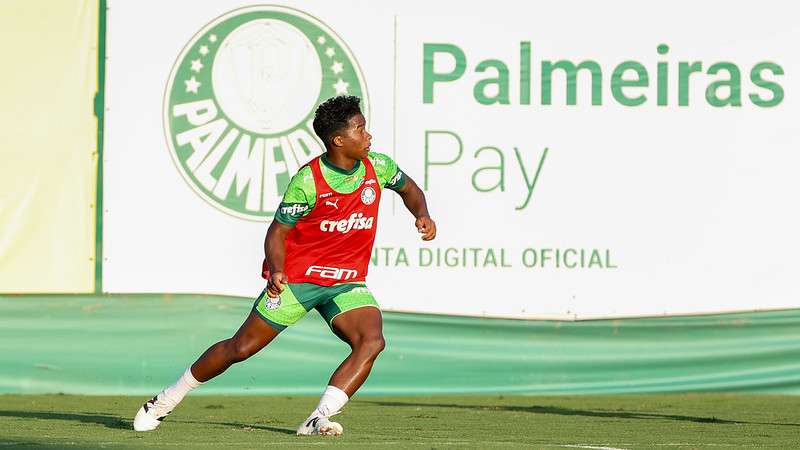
[264, 220, 292, 298]
[396, 176, 437, 241]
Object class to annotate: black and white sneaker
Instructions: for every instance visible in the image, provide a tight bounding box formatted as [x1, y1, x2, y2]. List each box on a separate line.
[296, 412, 343, 436]
[133, 395, 173, 431]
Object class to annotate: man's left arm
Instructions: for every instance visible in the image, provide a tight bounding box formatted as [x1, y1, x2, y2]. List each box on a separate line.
[396, 176, 437, 241]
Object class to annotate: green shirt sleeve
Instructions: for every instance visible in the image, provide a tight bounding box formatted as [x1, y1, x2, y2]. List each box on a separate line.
[274, 166, 316, 226]
[368, 152, 406, 191]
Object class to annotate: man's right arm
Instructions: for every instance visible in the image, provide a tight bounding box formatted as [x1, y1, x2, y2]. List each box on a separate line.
[264, 165, 315, 297]
[264, 219, 293, 298]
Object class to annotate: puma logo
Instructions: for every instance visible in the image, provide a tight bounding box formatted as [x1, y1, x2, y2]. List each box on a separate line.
[325, 199, 339, 210]
[307, 417, 320, 428]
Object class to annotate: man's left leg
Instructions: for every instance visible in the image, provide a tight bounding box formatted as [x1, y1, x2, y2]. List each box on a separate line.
[297, 304, 384, 436]
[328, 306, 385, 395]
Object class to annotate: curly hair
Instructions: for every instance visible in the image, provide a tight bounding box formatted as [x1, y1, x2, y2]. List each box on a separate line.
[312, 95, 362, 148]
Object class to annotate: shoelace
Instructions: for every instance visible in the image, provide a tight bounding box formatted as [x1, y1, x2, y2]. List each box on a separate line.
[315, 407, 341, 419]
[304, 409, 341, 429]
[146, 396, 174, 416]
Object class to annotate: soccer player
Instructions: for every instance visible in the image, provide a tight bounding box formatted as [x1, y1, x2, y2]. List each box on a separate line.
[133, 96, 436, 436]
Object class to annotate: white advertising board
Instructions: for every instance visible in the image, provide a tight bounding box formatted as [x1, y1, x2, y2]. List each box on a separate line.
[104, 0, 800, 318]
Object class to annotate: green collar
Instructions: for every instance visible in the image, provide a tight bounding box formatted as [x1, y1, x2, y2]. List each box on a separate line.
[321, 153, 361, 175]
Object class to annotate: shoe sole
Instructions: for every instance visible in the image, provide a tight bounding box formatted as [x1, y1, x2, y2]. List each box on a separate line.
[319, 426, 341, 436]
[296, 424, 343, 436]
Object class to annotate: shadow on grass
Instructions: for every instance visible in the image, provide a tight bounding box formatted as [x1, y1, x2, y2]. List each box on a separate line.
[177, 420, 296, 435]
[0, 410, 296, 435]
[0, 410, 128, 430]
[0, 443, 109, 450]
[362, 401, 800, 427]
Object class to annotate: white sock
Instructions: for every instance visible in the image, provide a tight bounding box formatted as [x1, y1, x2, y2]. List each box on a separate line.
[314, 385, 349, 417]
[158, 368, 202, 407]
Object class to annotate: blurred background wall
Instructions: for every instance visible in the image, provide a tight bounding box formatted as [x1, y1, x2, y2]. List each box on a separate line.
[2, 0, 799, 395]
[0, 0, 98, 293]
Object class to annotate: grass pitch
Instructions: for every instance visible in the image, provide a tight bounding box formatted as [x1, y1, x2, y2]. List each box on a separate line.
[1, 394, 798, 449]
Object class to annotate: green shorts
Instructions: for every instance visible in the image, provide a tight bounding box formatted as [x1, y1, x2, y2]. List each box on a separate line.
[252, 282, 379, 332]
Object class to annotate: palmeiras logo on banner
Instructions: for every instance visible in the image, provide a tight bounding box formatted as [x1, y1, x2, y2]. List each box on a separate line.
[164, 5, 369, 221]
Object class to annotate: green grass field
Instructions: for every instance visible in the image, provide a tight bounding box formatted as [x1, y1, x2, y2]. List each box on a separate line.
[1, 395, 798, 449]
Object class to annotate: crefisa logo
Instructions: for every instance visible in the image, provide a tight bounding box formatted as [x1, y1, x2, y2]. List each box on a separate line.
[164, 5, 369, 221]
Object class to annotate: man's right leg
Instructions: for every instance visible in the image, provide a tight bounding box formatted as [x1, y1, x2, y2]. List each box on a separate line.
[190, 310, 280, 381]
[133, 308, 280, 431]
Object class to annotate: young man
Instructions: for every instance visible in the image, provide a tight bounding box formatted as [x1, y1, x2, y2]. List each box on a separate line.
[133, 96, 436, 436]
